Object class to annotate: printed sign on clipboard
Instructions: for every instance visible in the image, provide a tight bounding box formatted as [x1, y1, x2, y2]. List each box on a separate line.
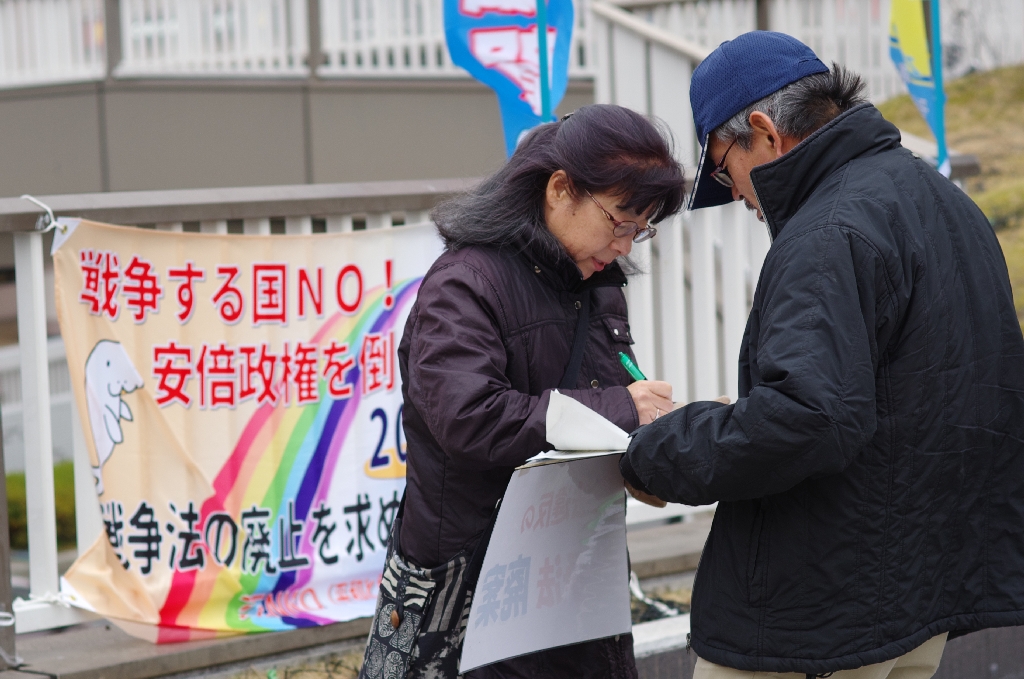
[460, 391, 633, 670]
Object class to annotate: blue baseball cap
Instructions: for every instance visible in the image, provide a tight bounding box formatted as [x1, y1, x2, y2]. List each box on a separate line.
[688, 31, 829, 210]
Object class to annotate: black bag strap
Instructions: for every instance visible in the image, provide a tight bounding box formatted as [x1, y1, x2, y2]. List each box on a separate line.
[558, 291, 591, 389]
[465, 498, 502, 587]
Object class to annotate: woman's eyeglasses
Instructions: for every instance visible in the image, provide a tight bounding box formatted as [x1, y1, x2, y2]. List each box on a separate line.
[709, 138, 738, 188]
[586, 191, 657, 243]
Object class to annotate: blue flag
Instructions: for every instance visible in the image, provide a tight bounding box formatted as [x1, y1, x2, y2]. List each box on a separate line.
[444, 0, 574, 156]
[890, 0, 950, 176]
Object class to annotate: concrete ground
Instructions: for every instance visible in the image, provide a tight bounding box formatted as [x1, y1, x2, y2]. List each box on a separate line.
[4, 513, 1024, 679]
[0, 517, 712, 679]
[0, 618, 372, 679]
[627, 516, 710, 579]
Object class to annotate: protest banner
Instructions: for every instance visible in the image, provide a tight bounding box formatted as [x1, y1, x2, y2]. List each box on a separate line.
[444, 0, 574, 156]
[51, 218, 443, 641]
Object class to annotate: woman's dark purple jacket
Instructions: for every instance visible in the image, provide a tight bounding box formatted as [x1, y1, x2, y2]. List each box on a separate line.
[397, 229, 641, 678]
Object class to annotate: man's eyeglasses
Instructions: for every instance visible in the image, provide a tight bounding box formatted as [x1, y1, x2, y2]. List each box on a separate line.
[710, 138, 738, 188]
[586, 191, 657, 243]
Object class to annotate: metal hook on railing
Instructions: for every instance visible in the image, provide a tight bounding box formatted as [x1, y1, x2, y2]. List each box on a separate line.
[19, 194, 66, 234]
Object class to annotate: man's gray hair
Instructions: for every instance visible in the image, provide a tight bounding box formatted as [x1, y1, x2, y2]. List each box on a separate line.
[714, 64, 868, 149]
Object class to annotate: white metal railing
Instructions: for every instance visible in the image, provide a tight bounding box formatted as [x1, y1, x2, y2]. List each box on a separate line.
[117, 0, 310, 76]
[591, 0, 769, 405]
[618, 0, 1024, 103]
[317, 0, 596, 77]
[116, 0, 597, 77]
[318, 0, 459, 75]
[768, 0, 905, 102]
[616, 0, 757, 54]
[0, 0, 106, 87]
[0, 338, 74, 475]
[1, 0, 1022, 85]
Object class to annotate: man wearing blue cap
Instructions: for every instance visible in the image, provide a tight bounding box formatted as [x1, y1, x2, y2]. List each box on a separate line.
[620, 31, 1024, 678]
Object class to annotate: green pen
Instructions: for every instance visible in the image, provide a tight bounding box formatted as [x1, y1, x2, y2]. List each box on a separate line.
[618, 352, 647, 381]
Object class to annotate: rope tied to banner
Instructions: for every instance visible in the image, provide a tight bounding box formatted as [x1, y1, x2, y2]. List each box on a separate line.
[21, 591, 74, 609]
[19, 195, 67, 234]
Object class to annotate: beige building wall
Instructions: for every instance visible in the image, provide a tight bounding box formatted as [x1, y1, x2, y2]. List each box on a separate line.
[0, 84, 106, 196]
[103, 84, 310, 191]
[0, 78, 594, 196]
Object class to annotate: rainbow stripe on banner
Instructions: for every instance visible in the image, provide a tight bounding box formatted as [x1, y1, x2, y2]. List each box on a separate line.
[159, 280, 419, 638]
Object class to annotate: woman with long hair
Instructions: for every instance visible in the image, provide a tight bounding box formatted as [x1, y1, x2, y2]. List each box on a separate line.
[360, 104, 686, 679]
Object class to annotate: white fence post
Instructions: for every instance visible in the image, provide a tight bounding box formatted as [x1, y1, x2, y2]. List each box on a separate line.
[748, 216, 771, 289]
[285, 216, 313, 234]
[365, 213, 393, 230]
[649, 41, 696, 164]
[720, 203, 748, 402]
[72, 402, 102, 556]
[326, 215, 354, 233]
[14, 232, 58, 598]
[2, 0, 1023, 88]
[590, 0, 713, 393]
[117, 0, 310, 77]
[609, 24, 648, 111]
[316, 0, 592, 77]
[404, 210, 430, 226]
[200, 219, 228, 234]
[243, 218, 272, 235]
[621, 0, 1024, 106]
[655, 212, 689, 402]
[688, 209, 719, 400]
[0, 0, 107, 87]
[625, 240, 657, 378]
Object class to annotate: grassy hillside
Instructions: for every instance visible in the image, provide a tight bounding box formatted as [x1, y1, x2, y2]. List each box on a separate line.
[877, 64, 1024, 325]
[7, 460, 76, 549]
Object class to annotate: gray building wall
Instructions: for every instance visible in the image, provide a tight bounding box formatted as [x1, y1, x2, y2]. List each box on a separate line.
[0, 77, 594, 196]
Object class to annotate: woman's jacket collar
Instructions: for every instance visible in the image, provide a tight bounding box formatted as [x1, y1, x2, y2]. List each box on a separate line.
[750, 103, 902, 240]
[510, 221, 628, 293]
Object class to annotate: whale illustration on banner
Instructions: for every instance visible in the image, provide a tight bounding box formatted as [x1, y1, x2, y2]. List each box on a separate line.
[85, 339, 144, 495]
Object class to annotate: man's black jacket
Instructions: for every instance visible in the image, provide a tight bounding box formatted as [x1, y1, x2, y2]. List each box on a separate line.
[621, 103, 1024, 673]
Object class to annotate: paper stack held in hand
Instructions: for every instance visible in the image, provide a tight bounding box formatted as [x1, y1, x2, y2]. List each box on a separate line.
[460, 391, 632, 671]
[521, 390, 632, 467]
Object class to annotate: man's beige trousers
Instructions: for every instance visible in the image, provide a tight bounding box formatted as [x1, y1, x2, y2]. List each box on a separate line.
[693, 633, 948, 679]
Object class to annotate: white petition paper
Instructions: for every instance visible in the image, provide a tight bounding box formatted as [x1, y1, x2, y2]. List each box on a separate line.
[459, 455, 631, 672]
[522, 390, 632, 466]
